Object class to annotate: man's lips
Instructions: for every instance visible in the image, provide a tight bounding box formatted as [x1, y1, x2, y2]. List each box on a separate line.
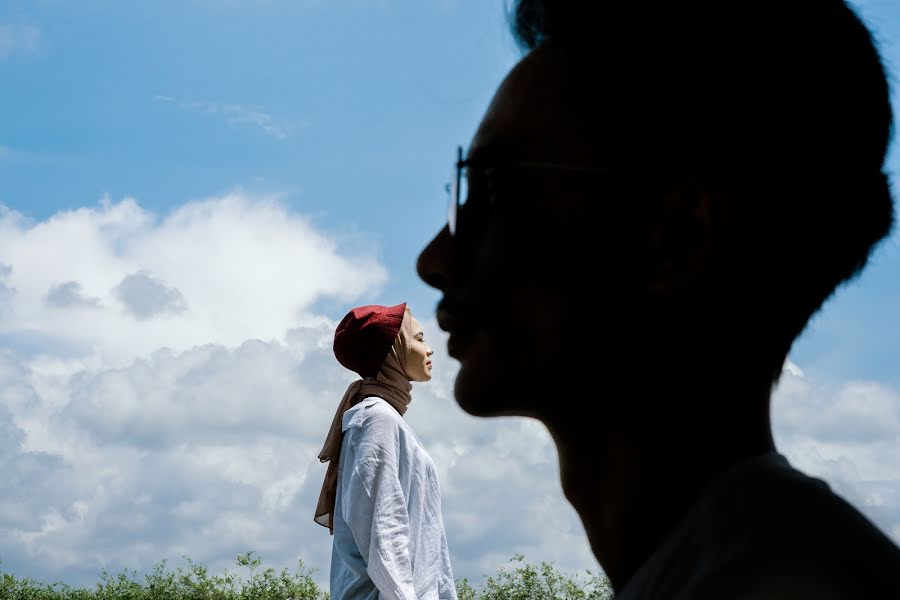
[437, 299, 478, 359]
[446, 332, 473, 360]
[436, 300, 474, 335]
[436, 306, 459, 334]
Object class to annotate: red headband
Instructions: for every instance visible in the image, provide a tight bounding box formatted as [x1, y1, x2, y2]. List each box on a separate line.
[333, 302, 407, 378]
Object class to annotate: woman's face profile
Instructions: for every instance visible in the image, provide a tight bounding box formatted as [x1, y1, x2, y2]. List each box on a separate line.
[406, 315, 434, 382]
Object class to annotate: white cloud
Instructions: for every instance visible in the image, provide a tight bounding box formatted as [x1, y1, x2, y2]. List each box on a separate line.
[0, 263, 16, 318]
[773, 362, 900, 541]
[0, 192, 392, 582]
[0, 195, 898, 591]
[0, 285, 597, 587]
[0, 193, 385, 363]
[2, 335, 898, 590]
[0, 24, 39, 60]
[113, 271, 187, 318]
[45, 281, 102, 308]
[155, 96, 288, 139]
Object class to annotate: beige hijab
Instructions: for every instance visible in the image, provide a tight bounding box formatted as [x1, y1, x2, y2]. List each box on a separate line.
[315, 308, 414, 532]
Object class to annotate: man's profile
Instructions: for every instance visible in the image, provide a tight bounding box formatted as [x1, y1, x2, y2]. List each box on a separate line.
[417, 1, 900, 597]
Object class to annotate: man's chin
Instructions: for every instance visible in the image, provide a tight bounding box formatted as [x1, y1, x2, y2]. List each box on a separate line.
[449, 331, 546, 417]
[453, 363, 537, 418]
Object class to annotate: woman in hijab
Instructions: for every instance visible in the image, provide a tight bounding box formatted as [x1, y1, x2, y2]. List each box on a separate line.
[316, 302, 457, 600]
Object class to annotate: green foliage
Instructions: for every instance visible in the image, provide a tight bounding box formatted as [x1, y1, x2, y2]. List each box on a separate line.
[0, 553, 611, 600]
[455, 554, 614, 600]
[0, 552, 328, 600]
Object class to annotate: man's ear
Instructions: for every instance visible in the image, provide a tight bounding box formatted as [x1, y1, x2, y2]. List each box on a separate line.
[636, 184, 723, 295]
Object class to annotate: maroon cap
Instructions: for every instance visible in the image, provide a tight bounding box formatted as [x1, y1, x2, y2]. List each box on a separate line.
[333, 302, 407, 378]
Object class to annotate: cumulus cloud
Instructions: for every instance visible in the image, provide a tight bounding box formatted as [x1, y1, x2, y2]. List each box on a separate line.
[0, 193, 390, 583]
[0, 308, 898, 589]
[772, 361, 900, 540]
[0, 264, 15, 318]
[0, 301, 597, 587]
[0, 193, 385, 363]
[114, 271, 187, 318]
[0, 194, 897, 591]
[0, 24, 40, 60]
[45, 281, 102, 309]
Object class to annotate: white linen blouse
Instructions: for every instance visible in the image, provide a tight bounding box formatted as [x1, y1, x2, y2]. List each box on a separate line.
[329, 397, 457, 600]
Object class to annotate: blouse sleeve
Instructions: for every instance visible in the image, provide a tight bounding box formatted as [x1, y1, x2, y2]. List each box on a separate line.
[340, 409, 417, 600]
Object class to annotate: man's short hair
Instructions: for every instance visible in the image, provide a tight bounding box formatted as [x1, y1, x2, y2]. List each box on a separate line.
[510, 0, 893, 377]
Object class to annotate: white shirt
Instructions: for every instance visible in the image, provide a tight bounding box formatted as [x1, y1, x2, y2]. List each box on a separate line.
[330, 397, 457, 600]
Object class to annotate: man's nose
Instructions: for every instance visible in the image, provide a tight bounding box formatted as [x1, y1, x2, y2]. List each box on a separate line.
[416, 225, 452, 291]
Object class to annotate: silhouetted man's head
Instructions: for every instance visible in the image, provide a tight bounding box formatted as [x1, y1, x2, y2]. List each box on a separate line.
[417, 0, 893, 424]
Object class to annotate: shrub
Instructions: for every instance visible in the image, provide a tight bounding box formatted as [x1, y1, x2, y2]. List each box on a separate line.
[455, 554, 614, 600]
[0, 552, 611, 600]
[0, 552, 327, 600]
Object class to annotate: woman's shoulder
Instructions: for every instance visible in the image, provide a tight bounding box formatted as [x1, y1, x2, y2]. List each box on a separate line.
[361, 396, 405, 421]
[344, 397, 404, 435]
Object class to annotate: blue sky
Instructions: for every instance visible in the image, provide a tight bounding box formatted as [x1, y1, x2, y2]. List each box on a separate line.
[0, 0, 519, 318]
[1, 0, 899, 589]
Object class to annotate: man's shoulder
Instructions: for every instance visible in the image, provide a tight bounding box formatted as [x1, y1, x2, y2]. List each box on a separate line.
[623, 456, 900, 600]
[691, 461, 900, 599]
[733, 461, 897, 553]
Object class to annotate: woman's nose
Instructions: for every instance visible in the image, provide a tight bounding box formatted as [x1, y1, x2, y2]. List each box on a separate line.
[416, 225, 452, 291]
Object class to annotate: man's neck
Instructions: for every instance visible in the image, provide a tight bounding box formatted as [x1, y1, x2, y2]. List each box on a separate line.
[543, 386, 775, 591]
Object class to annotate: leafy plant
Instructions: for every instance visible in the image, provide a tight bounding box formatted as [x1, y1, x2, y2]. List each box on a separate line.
[0, 553, 327, 600]
[0, 553, 611, 600]
[456, 554, 614, 600]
